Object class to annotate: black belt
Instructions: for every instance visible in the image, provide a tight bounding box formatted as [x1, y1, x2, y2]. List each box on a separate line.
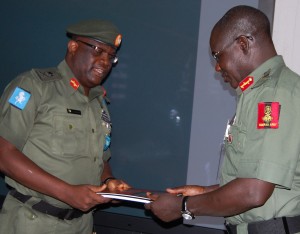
[225, 215, 300, 234]
[9, 189, 84, 220]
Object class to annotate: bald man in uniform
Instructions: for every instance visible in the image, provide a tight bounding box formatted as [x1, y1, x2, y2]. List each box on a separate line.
[146, 5, 300, 234]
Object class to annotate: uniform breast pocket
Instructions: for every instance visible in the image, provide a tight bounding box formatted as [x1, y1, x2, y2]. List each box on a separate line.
[227, 124, 247, 154]
[52, 114, 89, 156]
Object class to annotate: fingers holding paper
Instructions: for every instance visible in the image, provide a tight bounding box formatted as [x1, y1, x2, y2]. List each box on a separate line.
[106, 179, 131, 193]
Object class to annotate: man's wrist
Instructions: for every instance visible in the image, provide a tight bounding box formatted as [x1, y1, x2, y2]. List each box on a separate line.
[181, 196, 195, 220]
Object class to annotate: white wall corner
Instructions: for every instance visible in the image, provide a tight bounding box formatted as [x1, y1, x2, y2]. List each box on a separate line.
[272, 0, 300, 74]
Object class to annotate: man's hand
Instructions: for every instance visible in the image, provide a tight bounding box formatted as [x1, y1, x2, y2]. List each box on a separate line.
[167, 185, 205, 196]
[106, 179, 131, 193]
[145, 193, 182, 222]
[62, 184, 112, 212]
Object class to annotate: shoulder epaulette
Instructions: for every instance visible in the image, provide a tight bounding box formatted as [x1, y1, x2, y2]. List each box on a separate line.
[32, 68, 63, 81]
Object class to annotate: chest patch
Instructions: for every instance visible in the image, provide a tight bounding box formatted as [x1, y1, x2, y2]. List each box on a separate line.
[8, 87, 31, 110]
[257, 102, 280, 129]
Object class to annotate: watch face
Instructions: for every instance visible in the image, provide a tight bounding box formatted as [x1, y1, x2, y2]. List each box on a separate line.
[182, 212, 193, 220]
[181, 196, 194, 220]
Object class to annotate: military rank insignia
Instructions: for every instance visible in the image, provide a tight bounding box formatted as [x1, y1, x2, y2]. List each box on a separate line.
[70, 78, 80, 90]
[8, 87, 31, 110]
[239, 76, 254, 91]
[257, 102, 280, 129]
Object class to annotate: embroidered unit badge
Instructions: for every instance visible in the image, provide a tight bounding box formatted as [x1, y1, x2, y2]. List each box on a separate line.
[257, 102, 280, 129]
[8, 87, 31, 110]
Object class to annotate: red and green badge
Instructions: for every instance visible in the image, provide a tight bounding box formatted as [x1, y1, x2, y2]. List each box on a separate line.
[257, 102, 280, 129]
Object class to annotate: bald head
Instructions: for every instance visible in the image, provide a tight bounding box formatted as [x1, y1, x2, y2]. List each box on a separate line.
[212, 5, 272, 44]
[209, 5, 277, 88]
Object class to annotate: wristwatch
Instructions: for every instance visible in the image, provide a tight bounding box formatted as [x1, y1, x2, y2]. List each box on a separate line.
[181, 196, 195, 220]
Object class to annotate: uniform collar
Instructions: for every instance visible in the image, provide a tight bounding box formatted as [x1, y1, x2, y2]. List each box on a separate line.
[236, 55, 285, 96]
[57, 60, 105, 100]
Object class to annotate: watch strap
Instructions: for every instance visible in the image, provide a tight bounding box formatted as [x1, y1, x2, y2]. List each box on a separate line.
[182, 196, 189, 212]
[181, 196, 195, 220]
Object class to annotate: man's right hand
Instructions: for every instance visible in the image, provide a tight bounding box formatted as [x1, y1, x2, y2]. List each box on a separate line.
[63, 184, 111, 212]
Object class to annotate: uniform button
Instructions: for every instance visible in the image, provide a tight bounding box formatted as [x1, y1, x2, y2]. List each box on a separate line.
[92, 129, 95, 133]
[94, 157, 97, 162]
[69, 124, 73, 130]
[30, 214, 37, 220]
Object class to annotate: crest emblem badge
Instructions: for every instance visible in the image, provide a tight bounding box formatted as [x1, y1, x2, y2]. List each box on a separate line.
[257, 102, 280, 129]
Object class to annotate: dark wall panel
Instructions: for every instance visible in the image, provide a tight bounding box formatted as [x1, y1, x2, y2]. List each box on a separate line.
[0, 0, 200, 218]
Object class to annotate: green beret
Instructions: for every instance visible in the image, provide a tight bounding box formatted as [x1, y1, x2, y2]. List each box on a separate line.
[66, 19, 122, 48]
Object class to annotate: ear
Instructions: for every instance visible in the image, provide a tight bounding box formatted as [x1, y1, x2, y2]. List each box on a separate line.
[67, 40, 79, 55]
[237, 35, 251, 54]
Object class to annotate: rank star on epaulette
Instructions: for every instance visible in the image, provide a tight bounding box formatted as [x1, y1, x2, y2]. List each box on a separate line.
[239, 76, 254, 91]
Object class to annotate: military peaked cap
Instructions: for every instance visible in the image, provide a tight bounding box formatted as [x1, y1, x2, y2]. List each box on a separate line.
[66, 19, 122, 48]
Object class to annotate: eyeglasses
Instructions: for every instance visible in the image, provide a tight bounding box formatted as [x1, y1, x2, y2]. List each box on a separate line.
[76, 40, 118, 64]
[212, 35, 253, 62]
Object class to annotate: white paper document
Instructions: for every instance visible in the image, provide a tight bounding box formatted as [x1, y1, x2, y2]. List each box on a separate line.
[97, 188, 164, 204]
[97, 192, 151, 203]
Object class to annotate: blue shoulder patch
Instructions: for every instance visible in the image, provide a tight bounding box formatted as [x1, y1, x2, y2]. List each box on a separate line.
[8, 87, 31, 110]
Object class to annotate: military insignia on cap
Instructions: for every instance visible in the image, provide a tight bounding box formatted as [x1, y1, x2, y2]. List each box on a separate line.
[257, 102, 280, 129]
[70, 78, 80, 90]
[66, 20, 122, 49]
[8, 87, 31, 110]
[239, 76, 254, 91]
[114, 34, 122, 47]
